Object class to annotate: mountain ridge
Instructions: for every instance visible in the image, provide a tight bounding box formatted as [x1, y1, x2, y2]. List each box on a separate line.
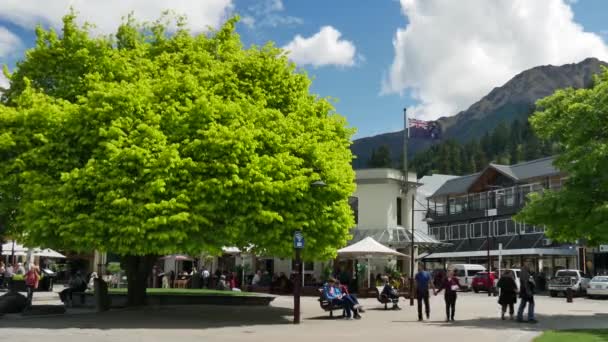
[351, 57, 607, 169]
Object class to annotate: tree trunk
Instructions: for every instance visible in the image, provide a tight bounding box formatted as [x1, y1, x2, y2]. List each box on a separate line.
[124, 255, 157, 307]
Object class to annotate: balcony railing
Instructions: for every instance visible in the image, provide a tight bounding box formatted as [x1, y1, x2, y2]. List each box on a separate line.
[429, 181, 562, 218]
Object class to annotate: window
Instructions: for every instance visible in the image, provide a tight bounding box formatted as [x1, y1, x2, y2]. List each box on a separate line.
[534, 225, 545, 233]
[439, 226, 447, 241]
[449, 224, 467, 240]
[504, 188, 515, 206]
[506, 220, 517, 235]
[349, 197, 359, 224]
[397, 197, 402, 225]
[458, 224, 467, 239]
[450, 225, 458, 240]
[430, 226, 444, 240]
[455, 269, 465, 277]
[482, 221, 491, 237]
[467, 270, 481, 276]
[521, 223, 535, 234]
[495, 220, 507, 236]
[471, 223, 483, 238]
[479, 192, 488, 210]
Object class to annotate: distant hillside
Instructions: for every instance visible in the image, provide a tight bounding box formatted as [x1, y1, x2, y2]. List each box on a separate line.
[352, 57, 607, 169]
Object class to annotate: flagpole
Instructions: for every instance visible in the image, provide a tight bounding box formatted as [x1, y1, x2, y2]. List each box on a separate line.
[403, 108, 408, 175]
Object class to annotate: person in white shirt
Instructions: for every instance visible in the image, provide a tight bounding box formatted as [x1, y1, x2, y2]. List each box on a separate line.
[252, 270, 262, 286]
[201, 268, 210, 288]
[16, 263, 26, 275]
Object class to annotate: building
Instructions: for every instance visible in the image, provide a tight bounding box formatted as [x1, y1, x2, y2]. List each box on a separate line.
[204, 167, 442, 285]
[348, 169, 444, 279]
[422, 156, 579, 277]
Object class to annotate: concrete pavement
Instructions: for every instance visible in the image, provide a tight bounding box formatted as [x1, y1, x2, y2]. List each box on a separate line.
[2, 291, 608, 342]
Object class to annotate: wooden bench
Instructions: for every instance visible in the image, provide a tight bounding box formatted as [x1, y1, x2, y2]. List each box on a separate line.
[318, 289, 345, 318]
[370, 286, 401, 310]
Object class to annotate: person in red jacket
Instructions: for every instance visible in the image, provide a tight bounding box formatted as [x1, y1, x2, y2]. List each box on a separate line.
[24, 264, 40, 308]
[434, 269, 462, 322]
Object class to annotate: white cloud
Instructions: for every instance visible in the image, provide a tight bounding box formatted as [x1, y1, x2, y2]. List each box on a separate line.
[383, 0, 608, 120]
[241, 16, 256, 28]
[0, 0, 234, 34]
[283, 26, 357, 67]
[0, 72, 8, 93]
[0, 26, 21, 57]
[244, 0, 302, 29]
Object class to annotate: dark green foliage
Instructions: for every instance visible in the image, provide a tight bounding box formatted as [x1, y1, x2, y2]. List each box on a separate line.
[411, 119, 558, 177]
[367, 145, 393, 168]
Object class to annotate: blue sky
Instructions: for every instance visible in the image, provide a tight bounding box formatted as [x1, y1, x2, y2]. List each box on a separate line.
[1, 0, 608, 139]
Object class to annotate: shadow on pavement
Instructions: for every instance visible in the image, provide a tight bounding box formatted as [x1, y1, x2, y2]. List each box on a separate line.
[0, 305, 294, 330]
[420, 313, 608, 332]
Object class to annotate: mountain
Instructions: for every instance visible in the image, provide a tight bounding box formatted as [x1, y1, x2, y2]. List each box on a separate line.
[351, 57, 607, 169]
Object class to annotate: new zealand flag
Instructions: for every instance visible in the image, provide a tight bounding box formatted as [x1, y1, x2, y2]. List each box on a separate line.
[408, 118, 441, 139]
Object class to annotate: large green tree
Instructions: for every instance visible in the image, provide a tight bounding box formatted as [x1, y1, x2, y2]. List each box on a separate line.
[516, 70, 608, 245]
[0, 14, 355, 305]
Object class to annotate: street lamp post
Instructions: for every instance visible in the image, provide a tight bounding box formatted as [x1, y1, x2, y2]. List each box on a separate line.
[293, 234, 303, 324]
[293, 180, 326, 324]
[410, 193, 415, 306]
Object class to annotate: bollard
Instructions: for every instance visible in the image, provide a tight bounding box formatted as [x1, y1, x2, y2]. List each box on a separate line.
[94, 278, 110, 312]
[566, 288, 573, 303]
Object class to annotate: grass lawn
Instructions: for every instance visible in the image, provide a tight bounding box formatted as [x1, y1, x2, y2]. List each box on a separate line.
[107, 288, 258, 297]
[534, 330, 608, 342]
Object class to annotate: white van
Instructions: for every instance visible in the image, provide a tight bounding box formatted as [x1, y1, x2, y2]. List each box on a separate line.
[505, 268, 521, 290]
[450, 264, 486, 290]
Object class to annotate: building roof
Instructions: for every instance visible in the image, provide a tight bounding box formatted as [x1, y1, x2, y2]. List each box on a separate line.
[430, 156, 560, 197]
[355, 168, 418, 184]
[430, 173, 480, 198]
[418, 174, 460, 197]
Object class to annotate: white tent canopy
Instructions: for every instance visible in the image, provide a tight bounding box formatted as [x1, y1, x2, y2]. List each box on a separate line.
[337, 237, 408, 258]
[337, 237, 408, 288]
[1, 241, 66, 259]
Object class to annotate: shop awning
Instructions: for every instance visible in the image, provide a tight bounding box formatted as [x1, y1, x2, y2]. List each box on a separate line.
[422, 247, 577, 260]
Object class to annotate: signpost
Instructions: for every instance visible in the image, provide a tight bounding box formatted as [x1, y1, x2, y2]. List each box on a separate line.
[293, 230, 304, 324]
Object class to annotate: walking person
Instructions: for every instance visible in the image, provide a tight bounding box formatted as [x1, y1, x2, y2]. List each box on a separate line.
[517, 265, 537, 324]
[497, 270, 518, 320]
[24, 264, 40, 309]
[434, 269, 461, 322]
[415, 263, 434, 321]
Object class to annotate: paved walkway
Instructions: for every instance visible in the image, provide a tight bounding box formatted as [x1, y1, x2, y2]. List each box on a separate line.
[2, 291, 608, 342]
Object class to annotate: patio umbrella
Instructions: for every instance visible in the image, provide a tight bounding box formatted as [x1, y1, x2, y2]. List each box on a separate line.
[337, 236, 408, 288]
[34, 248, 66, 259]
[161, 254, 194, 276]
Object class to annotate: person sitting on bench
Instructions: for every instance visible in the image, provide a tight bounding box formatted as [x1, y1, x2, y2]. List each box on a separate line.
[59, 270, 87, 307]
[322, 278, 360, 319]
[336, 280, 365, 313]
[381, 276, 401, 310]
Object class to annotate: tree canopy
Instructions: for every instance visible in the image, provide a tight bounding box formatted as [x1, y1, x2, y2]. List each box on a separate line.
[0, 14, 356, 261]
[516, 70, 608, 245]
[367, 145, 392, 168]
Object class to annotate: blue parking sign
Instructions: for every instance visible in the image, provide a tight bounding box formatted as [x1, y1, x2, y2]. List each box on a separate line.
[294, 231, 305, 249]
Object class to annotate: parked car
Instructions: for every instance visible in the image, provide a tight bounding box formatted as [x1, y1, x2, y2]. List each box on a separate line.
[472, 271, 497, 293]
[587, 276, 608, 298]
[451, 264, 486, 291]
[548, 269, 590, 297]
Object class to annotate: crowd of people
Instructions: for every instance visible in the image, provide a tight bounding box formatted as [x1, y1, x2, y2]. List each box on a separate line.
[320, 263, 538, 324]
